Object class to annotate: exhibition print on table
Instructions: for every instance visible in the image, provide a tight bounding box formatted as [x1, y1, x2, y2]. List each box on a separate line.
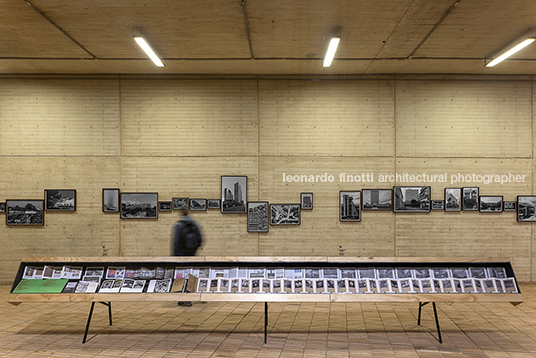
[517, 195, 536, 222]
[221, 176, 247, 213]
[300, 193, 313, 210]
[479, 196, 503, 213]
[362, 189, 392, 210]
[340, 191, 361, 221]
[462, 187, 479, 210]
[190, 199, 207, 211]
[120, 193, 158, 219]
[102, 188, 120, 212]
[270, 204, 300, 225]
[393, 186, 431, 213]
[6, 199, 44, 226]
[247, 201, 269, 232]
[172, 198, 188, 210]
[45, 190, 76, 211]
[444, 188, 461, 212]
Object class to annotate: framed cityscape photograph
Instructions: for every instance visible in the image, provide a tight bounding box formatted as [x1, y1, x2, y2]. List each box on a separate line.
[432, 200, 444, 210]
[0, 202, 5, 213]
[6, 199, 44, 226]
[247, 201, 269, 232]
[479, 195, 503, 213]
[102, 188, 120, 212]
[301, 193, 313, 210]
[172, 198, 188, 210]
[120, 193, 158, 219]
[207, 199, 221, 209]
[45, 189, 76, 211]
[462, 187, 479, 210]
[340, 191, 361, 221]
[221, 176, 247, 213]
[393, 186, 430, 213]
[517, 196, 536, 221]
[270, 204, 301, 225]
[158, 201, 172, 211]
[503, 201, 516, 211]
[444, 188, 461, 212]
[362, 189, 392, 210]
[190, 199, 207, 211]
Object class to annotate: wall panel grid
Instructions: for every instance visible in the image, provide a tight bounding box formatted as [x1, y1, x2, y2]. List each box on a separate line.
[0, 76, 534, 282]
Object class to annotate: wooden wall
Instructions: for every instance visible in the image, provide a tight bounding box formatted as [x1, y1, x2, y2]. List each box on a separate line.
[0, 75, 534, 282]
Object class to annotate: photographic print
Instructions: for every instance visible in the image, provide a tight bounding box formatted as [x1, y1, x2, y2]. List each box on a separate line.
[517, 196, 536, 221]
[0, 202, 5, 213]
[462, 187, 479, 210]
[102, 188, 120, 212]
[190, 199, 207, 211]
[432, 200, 444, 210]
[393, 186, 430, 213]
[172, 198, 188, 210]
[479, 195, 503, 213]
[340, 191, 361, 221]
[207, 199, 221, 209]
[247, 201, 269, 232]
[6, 200, 44, 226]
[45, 190, 76, 211]
[120, 193, 158, 219]
[270, 204, 301, 225]
[362, 189, 392, 210]
[503, 201, 516, 211]
[444, 188, 461, 212]
[301, 193, 313, 210]
[158, 201, 172, 211]
[221, 176, 247, 213]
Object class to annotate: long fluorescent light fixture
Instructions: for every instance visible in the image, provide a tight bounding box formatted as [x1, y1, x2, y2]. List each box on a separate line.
[323, 37, 341, 67]
[133, 36, 165, 67]
[486, 37, 535, 68]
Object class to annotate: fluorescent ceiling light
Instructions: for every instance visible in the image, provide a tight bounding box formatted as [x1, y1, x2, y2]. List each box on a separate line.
[486, 38, 535, 67]
[134, 36, 165, 67]
[323, 37, 340, 67]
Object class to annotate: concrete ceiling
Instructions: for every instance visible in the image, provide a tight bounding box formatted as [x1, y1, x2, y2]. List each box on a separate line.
[1, 0, 536, 75]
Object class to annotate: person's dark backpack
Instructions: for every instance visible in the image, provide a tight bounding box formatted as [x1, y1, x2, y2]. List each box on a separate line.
[181, 221, 202, 255]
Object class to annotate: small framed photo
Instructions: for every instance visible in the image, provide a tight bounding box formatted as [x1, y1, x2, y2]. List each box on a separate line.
[102, 188, 120, 212]
[462, 187, 479, 210]
[158, 201, 172, 211]
[444, 188, 461, 212]
[248, 202, 269, 232]
[393, 186, 430, 213]
[503, 201, 516, 211]
[190, 199, 207, 211]
[517, 196, 536, 222]
[6, 199, 44, 226]
[431, 200, 444, 210]
[221, 176, 247, 213]
[479, 196, 503, 213]
[207, 199, 221, 209]
[120, 193, 158, 219]
[270, 204, 301, 225]
[301, 193, 313, 210]
[45, 189, 76, 211]
[172, 198, 188, 210]
[0, 202, 5, 213]
[340, 191, 361, 221]
[362, 189, 392, 211]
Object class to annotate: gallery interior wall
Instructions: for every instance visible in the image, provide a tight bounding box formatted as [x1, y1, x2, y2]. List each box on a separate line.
[0, 75, 534, 283]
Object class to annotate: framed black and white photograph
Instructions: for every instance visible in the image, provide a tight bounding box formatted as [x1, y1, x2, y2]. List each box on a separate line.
[362, 189, 392, 210]
[6, 199, 44, 226]
[444, 188, 461, 212]
[340, 191, 361, 221]
[517, 196, 536, 221]
[120, 193, 158, 219]
[102, 188, 120, 212]
[247, 201, 269, 232]
[503, 201, 516, 211]
[207, 199, 221, 209]
[462, 187, 479, 211]
[301, 193, 313, 210]
[0, 202, 5, 213]
[172, 198, 188, 210]
[432, 200, 444, 210]
[393, 186, 430, 213]
[221, 176, 247, 213]
[270, 204, 301, 225]
[479, 195, 503, 213]
[45, 189, 76, 211]
[158, 201, 172, 211]
[190, 199, 207, 211]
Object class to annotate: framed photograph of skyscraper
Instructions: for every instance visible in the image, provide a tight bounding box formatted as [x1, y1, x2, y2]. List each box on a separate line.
[339, 191, 361, 221]
[393, 186, 431, 213]
[247, 201, 269, 232]
[362, 189, 392, 210]
[221, 176, 247, 213]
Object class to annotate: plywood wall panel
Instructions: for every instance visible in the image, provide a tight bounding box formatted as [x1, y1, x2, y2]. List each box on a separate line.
[258, 80, 395, 157]
[396, 80, 532, 158]
[120, 79, 259, 157]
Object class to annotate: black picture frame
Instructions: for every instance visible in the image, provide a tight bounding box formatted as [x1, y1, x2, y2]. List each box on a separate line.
[207, 199, 221, 209]
[432, 200, 444, 210]
[444, 188, 461, 212]
[221, 176, 247, 213]
[462, 187, 479, 211]
[301, 193, 313, 210]
[340, 191, 361, 221]
[158, 201, 172, 211]
[45, 189, 76, 211]
[503, 201, 516, 211]
[517, 195, 536, 222]
[190, 199, 207, 211]
[6, 199, 44, 226]
[120, 193, 158, 219]
[172, 198, 188, 210]
[247, 201, 269, 232]
[102, 188, 120, 213]
[479, 195, 503, 213]
[362, 189, 392, 211]
[270, 204, 301, 225]
[393, 186, 430, 213]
